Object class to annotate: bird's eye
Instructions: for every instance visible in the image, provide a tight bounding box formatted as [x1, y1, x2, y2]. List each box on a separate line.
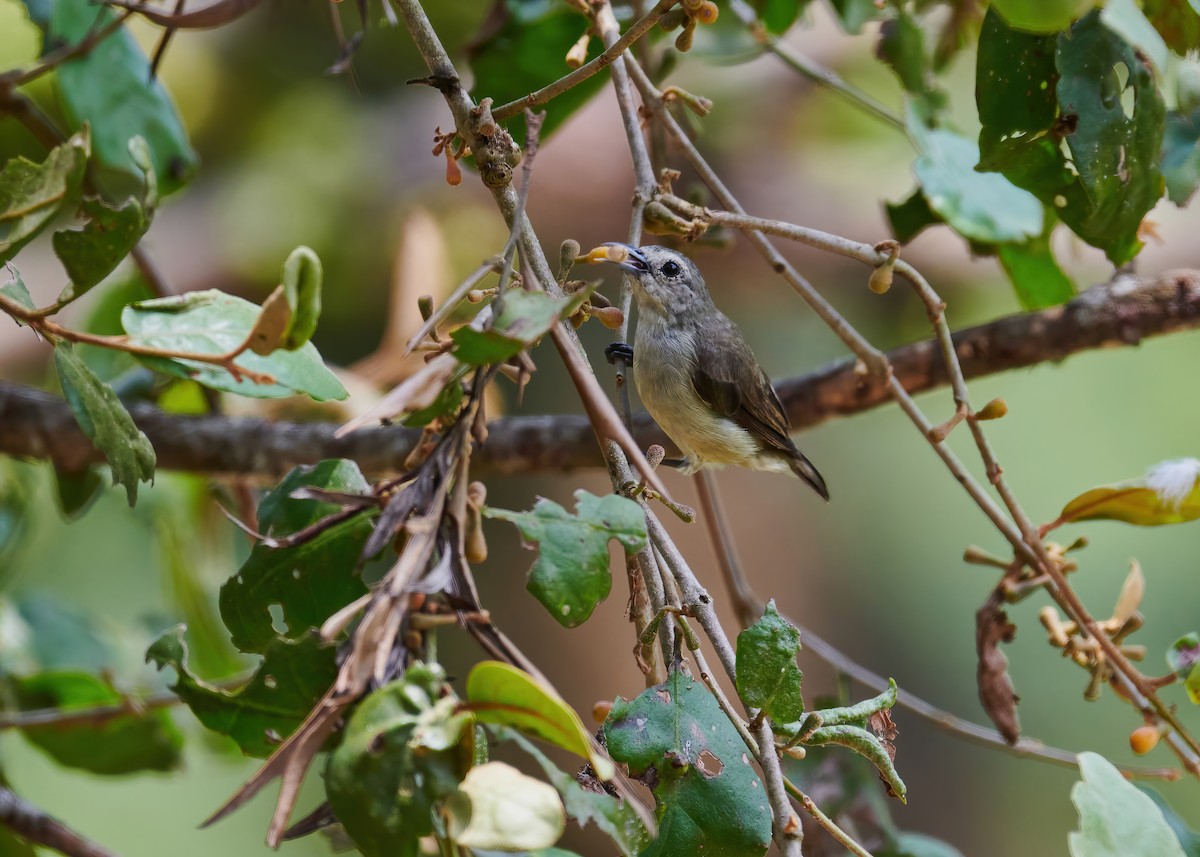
[661, 260, 682, 278]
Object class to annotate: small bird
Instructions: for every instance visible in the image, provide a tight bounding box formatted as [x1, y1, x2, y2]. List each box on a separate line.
[585, 243, 829, 500]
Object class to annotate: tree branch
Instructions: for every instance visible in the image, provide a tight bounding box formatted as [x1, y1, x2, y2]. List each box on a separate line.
[3, 270, 1197, 478]
[0, 786, 119, 857]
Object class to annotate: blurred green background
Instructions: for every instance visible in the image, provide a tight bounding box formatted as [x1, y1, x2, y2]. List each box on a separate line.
[2, 1, 1200, 855]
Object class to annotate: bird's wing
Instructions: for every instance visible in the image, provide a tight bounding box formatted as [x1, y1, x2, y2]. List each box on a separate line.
[689, 321, 796, 458]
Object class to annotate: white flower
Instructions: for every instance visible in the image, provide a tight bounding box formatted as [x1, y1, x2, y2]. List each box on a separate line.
[1144, 458, 1200, 509]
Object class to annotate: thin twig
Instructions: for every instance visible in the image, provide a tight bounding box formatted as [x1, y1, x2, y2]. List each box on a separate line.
[727, 0, 903, 131]
[630, 74, 1200, 772]
[491, 0, 678, 122]
[786, 780, 874, 857]
[0, 11, 134, 89]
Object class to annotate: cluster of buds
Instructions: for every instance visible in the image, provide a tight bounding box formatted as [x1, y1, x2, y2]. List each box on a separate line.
[1038, 560, 1147, 701]
[432, 127, 466, 187]
[659, 0, 720, 52]
[564, 281, 624, 329]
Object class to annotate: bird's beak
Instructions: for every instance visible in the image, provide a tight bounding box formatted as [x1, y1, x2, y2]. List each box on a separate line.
[581, 242, 649, 274]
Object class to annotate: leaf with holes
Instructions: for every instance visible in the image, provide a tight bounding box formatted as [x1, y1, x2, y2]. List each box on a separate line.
[9, 670, 183, 775]
[121, 290, 347, 400]
[977, 11, 1165, 265]
[0, 132, 87, 264]
[603, 669, 773, 857]
[219, 460, 374, 654]
[736, 600, 805, 723]
[146, 625, 337, 758]
[47, 0, 197, 197]
[466, 661, 614, 780]
[1069, 752, 1186, 856]
[326, 665, 473, 857]
[54, 342, 156, 505]
[1059, 459, 1200, 525]
[502, 727, 651, 857]
[484, 491, 645, 627]
[53, 195, 148, 303]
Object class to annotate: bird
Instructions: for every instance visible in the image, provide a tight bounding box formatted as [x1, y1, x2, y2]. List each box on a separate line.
[584, 243, 829, 501]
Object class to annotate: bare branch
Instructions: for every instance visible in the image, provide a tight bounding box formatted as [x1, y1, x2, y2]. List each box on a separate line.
[3, 271, 1197, 478]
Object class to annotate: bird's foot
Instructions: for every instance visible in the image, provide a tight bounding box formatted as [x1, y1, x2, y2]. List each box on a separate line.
[605, 341, 634, 365]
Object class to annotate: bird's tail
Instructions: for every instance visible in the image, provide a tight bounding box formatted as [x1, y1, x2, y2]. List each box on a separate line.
[789, 451, 830, 501]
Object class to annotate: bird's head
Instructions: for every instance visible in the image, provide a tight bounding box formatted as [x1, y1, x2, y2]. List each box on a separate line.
[583, 243, 709, 318]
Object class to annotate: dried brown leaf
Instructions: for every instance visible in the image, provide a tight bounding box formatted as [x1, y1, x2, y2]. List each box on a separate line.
[976, 600, 1020, 744]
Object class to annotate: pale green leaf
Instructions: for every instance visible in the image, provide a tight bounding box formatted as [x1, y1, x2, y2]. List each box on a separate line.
[120, 290, 347, 401]
[447, 762, 565, 852]
[0, 133, 88, 263]
[1060, 459, 1200, 525]
[1069, 752, 1186, 856]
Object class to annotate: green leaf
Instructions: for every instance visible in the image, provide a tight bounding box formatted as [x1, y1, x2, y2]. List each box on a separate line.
[1162, 108, 1200, 205]
[445, 762, 565, 852]
[280, 246, 322, 350]
[751, 0, 805, 34]
[146, 625, 337, 758]
[53, 195, 148, 303]
[829, 0, 883, 34]
[913, 127, 1044, 244]
[120, 290, 347, 401]
[885, 189, 942, 244]
[603, 669, 773, 857]
[1069, 751, 1186, 856]
[992, 0, 1094, 33]
[1059, 458, 1200, 525]
[54, 342, 156, 505]
[0, 132, 88, 264]
[877, 10, 947, 118]
[0, 828, 36, 857]
[1054, 13, 1166, 263]
[1166, 633, 1200, 703]
[48, 0, 198, 197]
[325, 667, 473, 857]
[51, 464, 105, 521]
[11, 594, 113, 672]
[996, 229, 1075, 310]
[467, 0, 607, 142]
[1135, 787, 1200, 856]
[977, 11, 1167, 264]
[735, 600, 804, 722]
[452, 290, 582, 366]
[889, 832, 968, 857]
[219, 460, 373, 654]
[1142, 0, 1200, 53]
[0, 264, 34, 311]
[502, 727, 651, 857]
[484, 490, 646, 627]
[1100, 0, 1169, 72]
[977, 10, 1061, 180]
[11, 671, 182, 774]
[465, 661, 614, 780]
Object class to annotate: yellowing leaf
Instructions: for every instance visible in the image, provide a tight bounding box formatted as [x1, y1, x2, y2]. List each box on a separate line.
[1060, 459, 1200, 525]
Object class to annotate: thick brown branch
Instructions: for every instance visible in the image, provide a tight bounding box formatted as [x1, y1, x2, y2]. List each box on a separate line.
[0, 786, 118, 857]
[2, 270, 1197, 477]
